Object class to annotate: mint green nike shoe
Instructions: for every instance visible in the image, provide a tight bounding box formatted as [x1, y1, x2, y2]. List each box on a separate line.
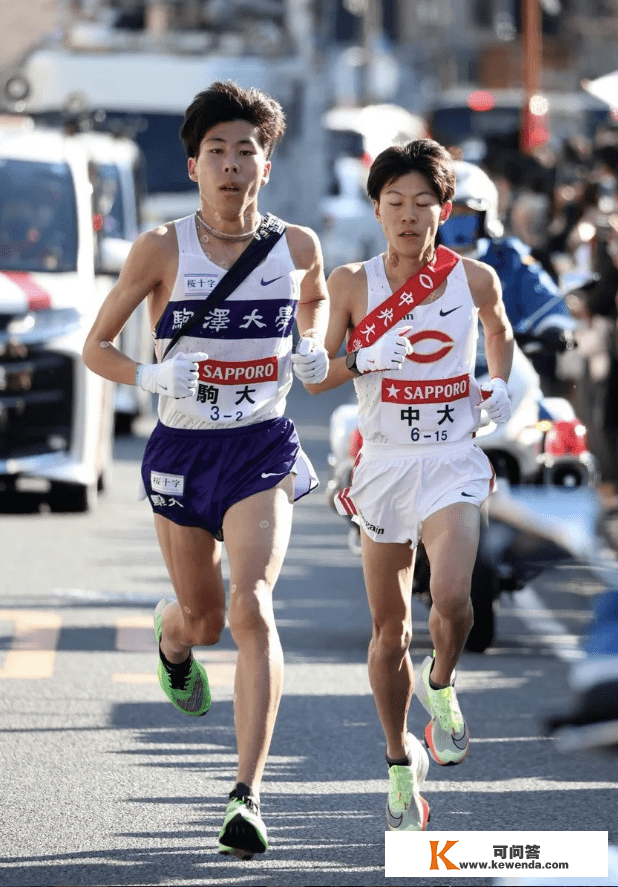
[218, 786, 268, 860]
[386, 733, 430, 831]
[154, 599, 211, 717]
[416, 653, 469, 766]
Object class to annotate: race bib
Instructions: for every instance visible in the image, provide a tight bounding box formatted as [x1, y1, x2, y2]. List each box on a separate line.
[196, 357, 279, 423]
[380, 373, 480, 444]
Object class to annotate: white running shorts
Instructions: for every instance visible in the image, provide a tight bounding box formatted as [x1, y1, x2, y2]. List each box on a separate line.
[336, 438, 494, 547]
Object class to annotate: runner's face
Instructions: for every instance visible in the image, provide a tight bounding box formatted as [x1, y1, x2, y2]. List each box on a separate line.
[188, 119, 271, 220]
[374, 172, 451, 259]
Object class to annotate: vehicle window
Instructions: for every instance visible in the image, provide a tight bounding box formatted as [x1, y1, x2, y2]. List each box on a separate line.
[0, 159, 78, 272]
[92, 162, 125, 238]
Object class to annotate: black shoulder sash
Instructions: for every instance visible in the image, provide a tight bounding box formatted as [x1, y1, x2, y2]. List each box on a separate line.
[162, 212, 287, 359]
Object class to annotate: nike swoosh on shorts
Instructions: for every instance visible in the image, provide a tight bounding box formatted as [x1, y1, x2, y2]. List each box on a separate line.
[261, 471, 287, 478]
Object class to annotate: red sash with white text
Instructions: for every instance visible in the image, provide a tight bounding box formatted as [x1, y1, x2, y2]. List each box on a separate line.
[346, 246, 459, 353]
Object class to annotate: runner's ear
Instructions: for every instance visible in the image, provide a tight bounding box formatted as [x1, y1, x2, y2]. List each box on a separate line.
[440, 201, 453, 224]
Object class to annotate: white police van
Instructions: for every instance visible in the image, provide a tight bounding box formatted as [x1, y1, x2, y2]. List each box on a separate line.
[0, 116, 120, 511]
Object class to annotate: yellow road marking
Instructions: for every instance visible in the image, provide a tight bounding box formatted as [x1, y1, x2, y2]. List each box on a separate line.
[0, 610, 61, 679]
[115, 615, 156, 652]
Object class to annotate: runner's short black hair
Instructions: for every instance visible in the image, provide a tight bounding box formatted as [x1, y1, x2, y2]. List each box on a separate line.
[180, 80, 286, 160]
[367, 139, 455, 204]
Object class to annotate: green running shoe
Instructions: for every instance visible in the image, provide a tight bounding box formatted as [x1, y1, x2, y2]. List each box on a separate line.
[153, 599, 211, 717]
[386, 733, 430, 831]
[416, 653, 469, 766]
[218, 785, 268, 860]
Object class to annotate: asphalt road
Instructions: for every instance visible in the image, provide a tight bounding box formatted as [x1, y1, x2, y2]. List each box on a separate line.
[1, 380, 618, 887]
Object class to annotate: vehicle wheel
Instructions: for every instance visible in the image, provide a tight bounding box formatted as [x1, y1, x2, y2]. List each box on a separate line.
[465, 549, 500, 653]
[48, 482, 97, 514]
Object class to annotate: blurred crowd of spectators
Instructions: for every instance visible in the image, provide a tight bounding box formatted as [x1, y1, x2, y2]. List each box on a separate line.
[483, 123, 618, 508]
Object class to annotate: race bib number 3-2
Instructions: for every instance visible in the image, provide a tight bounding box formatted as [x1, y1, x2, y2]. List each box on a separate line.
[195, 357, 278, 422]
[381, 374, 477, 444]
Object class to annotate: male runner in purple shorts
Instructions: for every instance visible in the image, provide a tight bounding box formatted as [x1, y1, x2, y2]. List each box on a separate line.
[83, 80, 329, 858]
[306, 140, 513, 832]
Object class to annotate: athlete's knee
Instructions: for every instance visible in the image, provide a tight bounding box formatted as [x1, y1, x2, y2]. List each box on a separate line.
[227, 582, 275, 640]
[371, 618, 412, 659]
[182, 607, 225, 647]
[430, 572, 472, 616]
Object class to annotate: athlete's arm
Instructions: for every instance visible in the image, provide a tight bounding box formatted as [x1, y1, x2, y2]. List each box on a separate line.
[82, 225, 177, 385]
[305, 262, 366, 394]
[465, 257, 514, 382]
[286, 225, 329, 344]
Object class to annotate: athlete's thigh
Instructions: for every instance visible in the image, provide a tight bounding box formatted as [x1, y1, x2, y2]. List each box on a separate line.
[222, 475, 295, 591]
[360, 530, 416, 626]
[421, 502, 480, 594]
[154, 514, 226, 614]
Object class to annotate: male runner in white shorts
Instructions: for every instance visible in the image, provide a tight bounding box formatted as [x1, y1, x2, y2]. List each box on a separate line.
[306, 139, 513, 831]
[83, 80, 329, 858]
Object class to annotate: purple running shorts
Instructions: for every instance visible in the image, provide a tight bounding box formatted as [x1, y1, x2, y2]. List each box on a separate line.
[140, 417, 317, 540]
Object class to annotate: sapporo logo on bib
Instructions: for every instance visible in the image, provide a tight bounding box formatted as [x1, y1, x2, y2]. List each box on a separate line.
[194, 357, 279, 423]
[380, 373, 479, 444]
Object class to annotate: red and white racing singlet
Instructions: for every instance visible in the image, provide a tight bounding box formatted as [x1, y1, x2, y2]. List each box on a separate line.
[354, 254, 483, 446]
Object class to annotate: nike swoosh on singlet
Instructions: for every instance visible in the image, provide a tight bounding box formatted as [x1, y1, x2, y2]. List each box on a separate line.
[385, 804, 403, 829]
[461, 491, 475, 498]
[260, 275, 283, 286]
[439, 305, 461, 317]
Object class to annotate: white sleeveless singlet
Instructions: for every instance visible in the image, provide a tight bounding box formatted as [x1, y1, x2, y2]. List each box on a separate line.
[154, 214, 303, 430]
[353, 254, 482, 446]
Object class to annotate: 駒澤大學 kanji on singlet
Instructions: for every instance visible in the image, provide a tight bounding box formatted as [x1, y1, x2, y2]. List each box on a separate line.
[354, 254, 483, 446]
[154, 214, 303, 430]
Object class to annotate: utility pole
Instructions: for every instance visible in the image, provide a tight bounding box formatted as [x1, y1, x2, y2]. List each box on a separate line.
[520, 0, 543, 153]
[360, 0, 381, 104]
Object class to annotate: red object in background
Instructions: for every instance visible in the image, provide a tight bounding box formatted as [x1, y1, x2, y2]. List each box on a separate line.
[467, 90, 496, 113]
[544, 420, 589, 456]
[520, 105, 549, 153]
[350, 426, 363, 458]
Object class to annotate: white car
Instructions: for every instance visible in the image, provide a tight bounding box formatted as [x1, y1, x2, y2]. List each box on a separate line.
[78, 129, 153, 432]
[0, 116, 120, 511]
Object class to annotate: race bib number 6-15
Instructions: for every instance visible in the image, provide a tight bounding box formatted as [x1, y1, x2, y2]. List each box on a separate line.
[380, 374, 478, 444]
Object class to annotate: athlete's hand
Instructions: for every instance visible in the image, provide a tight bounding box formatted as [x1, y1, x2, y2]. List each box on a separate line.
[356, 326, 413, 374]
[136, 351, 209, 398]
[481, 377, 511, 423]
[291, 337, 329, 383]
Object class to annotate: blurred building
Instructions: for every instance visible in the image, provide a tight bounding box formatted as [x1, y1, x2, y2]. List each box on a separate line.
[321, 0, 618, 106]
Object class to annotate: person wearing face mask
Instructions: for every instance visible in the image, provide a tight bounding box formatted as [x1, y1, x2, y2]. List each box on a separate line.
[438, 161, 576, 395]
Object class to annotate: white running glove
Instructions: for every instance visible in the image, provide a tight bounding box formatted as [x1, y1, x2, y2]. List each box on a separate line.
[136, 351, 209, 398]
[481, 377, 511, 424]
[356, 326, 413, 374]
[291, 337, 329, 383]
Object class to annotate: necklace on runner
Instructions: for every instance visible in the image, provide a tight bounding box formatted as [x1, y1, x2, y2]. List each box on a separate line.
[195, 210, 260, 243]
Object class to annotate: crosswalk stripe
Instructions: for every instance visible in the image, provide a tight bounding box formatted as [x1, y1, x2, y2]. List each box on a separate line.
[0, 610, 61, 679]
